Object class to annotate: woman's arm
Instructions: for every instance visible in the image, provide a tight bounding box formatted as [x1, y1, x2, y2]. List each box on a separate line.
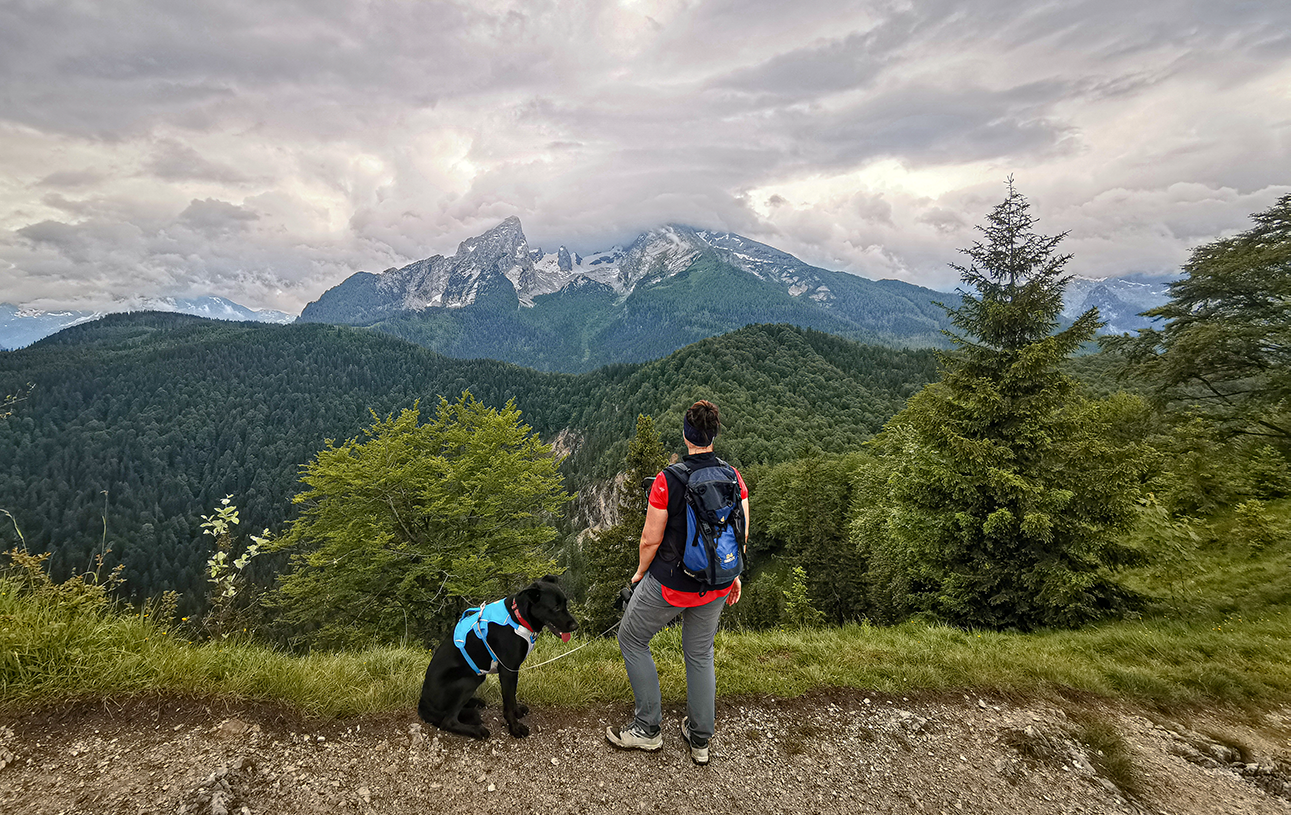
[630, 503, 669, 584]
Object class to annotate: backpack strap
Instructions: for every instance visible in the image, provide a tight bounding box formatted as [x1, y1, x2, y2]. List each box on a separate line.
[665, 460, 691, 485]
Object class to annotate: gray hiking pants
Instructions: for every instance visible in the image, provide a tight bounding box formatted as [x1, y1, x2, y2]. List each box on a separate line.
[617, 572, 726, 742]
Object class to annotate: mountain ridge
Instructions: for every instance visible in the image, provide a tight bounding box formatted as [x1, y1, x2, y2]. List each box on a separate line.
[298, 218, 956, 371]
[298, 218, 935, 321]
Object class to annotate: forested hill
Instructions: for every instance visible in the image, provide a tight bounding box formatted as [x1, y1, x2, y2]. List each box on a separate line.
[0, 312, 936, 606]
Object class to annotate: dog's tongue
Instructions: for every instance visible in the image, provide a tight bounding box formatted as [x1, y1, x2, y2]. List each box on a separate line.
[560, 632, 572, 643]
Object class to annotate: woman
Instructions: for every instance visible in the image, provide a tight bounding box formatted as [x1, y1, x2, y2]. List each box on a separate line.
[605, 399, 748, 765]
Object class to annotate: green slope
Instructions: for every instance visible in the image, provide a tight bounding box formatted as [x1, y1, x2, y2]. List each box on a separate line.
[0, 313, 936, 605]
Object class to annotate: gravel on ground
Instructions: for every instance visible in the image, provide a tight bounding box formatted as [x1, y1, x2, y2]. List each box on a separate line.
[1, 689, 1289, 814]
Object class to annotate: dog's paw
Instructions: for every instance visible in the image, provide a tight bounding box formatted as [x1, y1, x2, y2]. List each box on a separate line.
[465, 697, 487, 709]
[515, 703, 529, 718]
[471, 725, 490, 740]
[508, 720, 530, 738]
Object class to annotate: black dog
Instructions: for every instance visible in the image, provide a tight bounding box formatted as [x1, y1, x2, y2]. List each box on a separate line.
[417, 575, 578, 739]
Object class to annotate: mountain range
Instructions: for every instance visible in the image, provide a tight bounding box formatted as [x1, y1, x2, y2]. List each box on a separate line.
[0, 297, 294, 350]
[297, 217, 1177, 371]
[297, 217, 956, 371]
[1060, 274, 1173, 334]
[2, 220, 1175, 356]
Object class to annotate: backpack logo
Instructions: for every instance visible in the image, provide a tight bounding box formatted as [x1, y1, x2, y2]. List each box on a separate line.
[668, 460, 745, 588]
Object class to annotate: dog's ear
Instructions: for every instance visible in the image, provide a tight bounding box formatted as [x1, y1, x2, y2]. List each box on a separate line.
[540, 574, 559, 584]
[521, 583, 544, 605]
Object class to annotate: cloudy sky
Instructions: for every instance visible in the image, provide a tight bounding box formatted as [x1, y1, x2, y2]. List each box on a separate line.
[2, 0, 1288, 314]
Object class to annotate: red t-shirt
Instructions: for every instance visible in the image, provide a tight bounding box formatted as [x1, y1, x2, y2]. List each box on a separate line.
[648, 468, 748, 509]
[648, 465, 748, 606]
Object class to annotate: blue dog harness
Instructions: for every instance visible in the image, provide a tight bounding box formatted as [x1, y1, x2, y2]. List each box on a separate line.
[453, 598, 537, 675]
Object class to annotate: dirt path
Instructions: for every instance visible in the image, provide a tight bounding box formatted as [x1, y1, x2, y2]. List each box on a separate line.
[1, 690, 1289, 814]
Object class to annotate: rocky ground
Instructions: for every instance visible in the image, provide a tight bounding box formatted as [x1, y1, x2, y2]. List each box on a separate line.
[1, 690, 1288, 814]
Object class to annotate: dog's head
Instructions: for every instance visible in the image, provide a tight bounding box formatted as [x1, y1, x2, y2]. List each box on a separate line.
[516, 575, 579, 642]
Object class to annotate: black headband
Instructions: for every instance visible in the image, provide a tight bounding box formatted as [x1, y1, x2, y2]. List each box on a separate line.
[683, 415, 717, 447]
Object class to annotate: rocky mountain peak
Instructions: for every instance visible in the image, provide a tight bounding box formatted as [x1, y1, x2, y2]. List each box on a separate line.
[454, 215, 525, 258]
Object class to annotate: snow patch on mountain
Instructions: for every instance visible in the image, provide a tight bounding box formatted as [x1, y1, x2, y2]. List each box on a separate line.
[1, 297, 294, 350]
[1061, 275, 1173, 334]
[297, 216, 1176, 337]
[135, 296, 294, 324]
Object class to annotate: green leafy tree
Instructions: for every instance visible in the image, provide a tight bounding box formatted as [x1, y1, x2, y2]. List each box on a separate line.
[1111, 194, 1291, 443]
[268, 392, 571, 649]
[200, 496, 267, 639]
[1150, 416, 1243, 516]
[853, 181, 1149, 630]
[1246, 444, 1291, 499]
[579, 414, 666, 634]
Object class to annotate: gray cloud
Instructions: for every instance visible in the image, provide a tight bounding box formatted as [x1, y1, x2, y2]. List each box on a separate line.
[917, 208, 966, 235]
[35, 169, 105, 188]
[178, 199, 260, 235]
[147, 140, 251, 184]
[1, 0, 1289, 312]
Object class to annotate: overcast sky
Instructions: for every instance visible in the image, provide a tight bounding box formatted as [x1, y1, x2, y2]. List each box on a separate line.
[2, 0, 1288, 313]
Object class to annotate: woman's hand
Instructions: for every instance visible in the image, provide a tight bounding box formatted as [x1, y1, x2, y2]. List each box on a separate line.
[725, 576, 742, 605]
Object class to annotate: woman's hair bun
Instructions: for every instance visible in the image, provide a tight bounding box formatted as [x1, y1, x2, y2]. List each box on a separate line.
[685, 400, 720, 436]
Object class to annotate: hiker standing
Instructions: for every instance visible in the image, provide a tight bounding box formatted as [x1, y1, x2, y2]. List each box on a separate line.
[606, 399, 748, 765]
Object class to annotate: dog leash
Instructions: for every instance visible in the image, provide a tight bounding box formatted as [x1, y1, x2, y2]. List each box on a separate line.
[519, 621, 622, 672]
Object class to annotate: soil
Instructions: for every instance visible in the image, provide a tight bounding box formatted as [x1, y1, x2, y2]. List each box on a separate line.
[1, 689, 1289, 815]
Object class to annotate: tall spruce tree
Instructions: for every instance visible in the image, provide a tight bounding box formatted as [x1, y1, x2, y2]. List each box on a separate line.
[853, 181, 1146, 630]
[579, 414, 666, 634]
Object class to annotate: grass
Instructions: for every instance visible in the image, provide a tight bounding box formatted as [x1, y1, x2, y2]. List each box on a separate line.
[2, 500, 1289, 719]
[1070, 713, 1146, 798]
[4, 585, 1291, 718]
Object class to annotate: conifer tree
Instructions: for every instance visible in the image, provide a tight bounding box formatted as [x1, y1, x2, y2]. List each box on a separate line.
[579, 414, 666, 634]
[1111, 194, 1291, 444]
[854, 181, 1146, 630]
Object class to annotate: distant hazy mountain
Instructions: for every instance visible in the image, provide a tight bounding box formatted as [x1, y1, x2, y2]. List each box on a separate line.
[0, 296, 294, 350]
[0, 305, 107, 351]
[1061, 275, 1173, 334]
[299, 218, 955, 371]
[137, 296, 295, 326]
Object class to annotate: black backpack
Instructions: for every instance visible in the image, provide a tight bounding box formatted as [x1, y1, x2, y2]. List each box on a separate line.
[667, 459, 746, 587]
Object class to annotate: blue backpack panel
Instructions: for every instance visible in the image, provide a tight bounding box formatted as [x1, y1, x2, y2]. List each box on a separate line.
[667, 459, 746, 588]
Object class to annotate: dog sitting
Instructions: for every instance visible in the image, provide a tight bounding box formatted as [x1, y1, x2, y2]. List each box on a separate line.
[417, 575, 578, 739]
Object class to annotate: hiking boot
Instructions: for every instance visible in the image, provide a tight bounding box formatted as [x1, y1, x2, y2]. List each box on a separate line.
[605, 721, 662, 751]
[680, 716, 710, 765]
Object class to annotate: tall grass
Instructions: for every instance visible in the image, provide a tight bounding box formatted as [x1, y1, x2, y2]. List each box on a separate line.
[0, 576, 426, 717]
[5, 576, 1291, 717]
[3, 499, 1288, 718]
